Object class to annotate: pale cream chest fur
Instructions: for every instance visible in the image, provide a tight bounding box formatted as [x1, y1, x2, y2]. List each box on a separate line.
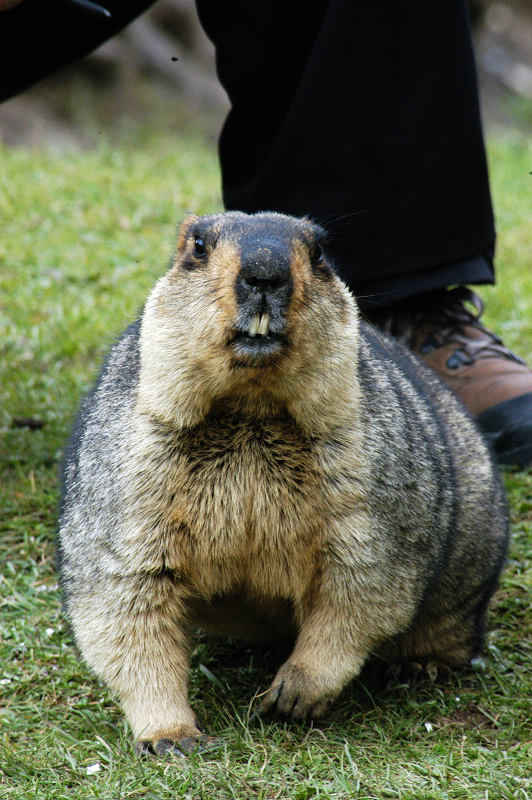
[116, 402, 367, 605]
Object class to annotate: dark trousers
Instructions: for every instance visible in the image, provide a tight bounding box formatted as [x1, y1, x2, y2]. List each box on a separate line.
[1, 0, 495, 310]
[197, 0, 496, 310]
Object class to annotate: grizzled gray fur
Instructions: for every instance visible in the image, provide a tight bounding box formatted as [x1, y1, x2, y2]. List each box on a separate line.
[58, 211, 508, 757]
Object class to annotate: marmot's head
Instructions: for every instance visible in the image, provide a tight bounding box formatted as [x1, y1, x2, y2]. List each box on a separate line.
[139, 212, 360, 431]
[175, 211, 340, 369]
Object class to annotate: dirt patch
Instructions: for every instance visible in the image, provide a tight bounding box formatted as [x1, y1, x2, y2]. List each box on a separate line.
[439, 704, 498, 729]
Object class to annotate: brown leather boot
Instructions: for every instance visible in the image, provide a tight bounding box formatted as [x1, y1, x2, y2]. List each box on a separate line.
[367, 286, 532, 469]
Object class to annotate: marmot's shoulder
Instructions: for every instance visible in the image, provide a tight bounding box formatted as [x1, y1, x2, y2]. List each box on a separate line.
[60, 319, 142, 502]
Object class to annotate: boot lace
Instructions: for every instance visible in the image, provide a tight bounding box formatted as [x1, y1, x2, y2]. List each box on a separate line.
[371, 286, 526, 370]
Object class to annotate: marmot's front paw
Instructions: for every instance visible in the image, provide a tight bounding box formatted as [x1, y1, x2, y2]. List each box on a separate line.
[259, 663, 338, 720]
[135, 729, 218, 758]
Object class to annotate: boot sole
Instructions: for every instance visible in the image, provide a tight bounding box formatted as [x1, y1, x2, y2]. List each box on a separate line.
[477, 392, 532, 469]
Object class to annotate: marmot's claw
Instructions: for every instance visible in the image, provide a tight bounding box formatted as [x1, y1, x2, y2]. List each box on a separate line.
[380, 658, 454, 688]
[259, 667, 335, 721]
[258, 680, 284, 716]
[135, 734, 219, 759]
[247, 708, 263, 724]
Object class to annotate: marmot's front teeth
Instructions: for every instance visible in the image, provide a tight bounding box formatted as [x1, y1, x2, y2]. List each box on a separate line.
[248, 315, 260, 337]
[248, 313, 270, 337]
[258, 313, 271, 336]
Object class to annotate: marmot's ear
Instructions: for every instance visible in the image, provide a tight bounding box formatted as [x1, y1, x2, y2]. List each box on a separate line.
[301, 215, 327, 240]
[177, 215, 199, 253]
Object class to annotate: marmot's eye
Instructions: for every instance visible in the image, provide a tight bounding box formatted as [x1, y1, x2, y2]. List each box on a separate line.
[194, 237, 206, 256]
[312, 243, 323, 264]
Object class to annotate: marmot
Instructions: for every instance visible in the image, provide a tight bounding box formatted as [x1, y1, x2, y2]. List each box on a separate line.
[58, 211, 508, 757]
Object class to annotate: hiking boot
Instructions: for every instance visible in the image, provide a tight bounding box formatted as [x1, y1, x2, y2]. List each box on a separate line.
[367, 286, 532, 469]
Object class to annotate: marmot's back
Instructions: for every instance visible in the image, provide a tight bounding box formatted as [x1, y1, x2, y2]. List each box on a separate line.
[58, 211, 508, 757]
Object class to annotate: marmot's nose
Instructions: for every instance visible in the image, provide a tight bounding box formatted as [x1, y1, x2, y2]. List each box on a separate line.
[236, 245, 293, 307]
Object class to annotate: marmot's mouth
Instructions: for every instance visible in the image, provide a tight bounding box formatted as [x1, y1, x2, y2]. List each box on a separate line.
[229, 313, 287, 366]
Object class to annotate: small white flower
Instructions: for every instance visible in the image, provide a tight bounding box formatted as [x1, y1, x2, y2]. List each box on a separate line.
[45, 628, 54, 637]
[86, 763, 101, 775]
[424, 722, 433, 733]
[0, 679, 12, 685]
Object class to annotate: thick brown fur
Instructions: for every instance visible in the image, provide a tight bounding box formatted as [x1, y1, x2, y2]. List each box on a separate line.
[58, 211, 508, 755]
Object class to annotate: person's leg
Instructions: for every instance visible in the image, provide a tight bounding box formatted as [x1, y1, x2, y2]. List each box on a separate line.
[197, 0, 532, 468]
[196, 0, 495, 310]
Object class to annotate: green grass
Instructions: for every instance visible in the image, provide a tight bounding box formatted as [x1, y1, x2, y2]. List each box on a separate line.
[1, 134, 531, 800]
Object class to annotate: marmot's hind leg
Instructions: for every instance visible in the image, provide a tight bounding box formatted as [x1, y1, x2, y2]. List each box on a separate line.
[378, 602, 486, 674]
